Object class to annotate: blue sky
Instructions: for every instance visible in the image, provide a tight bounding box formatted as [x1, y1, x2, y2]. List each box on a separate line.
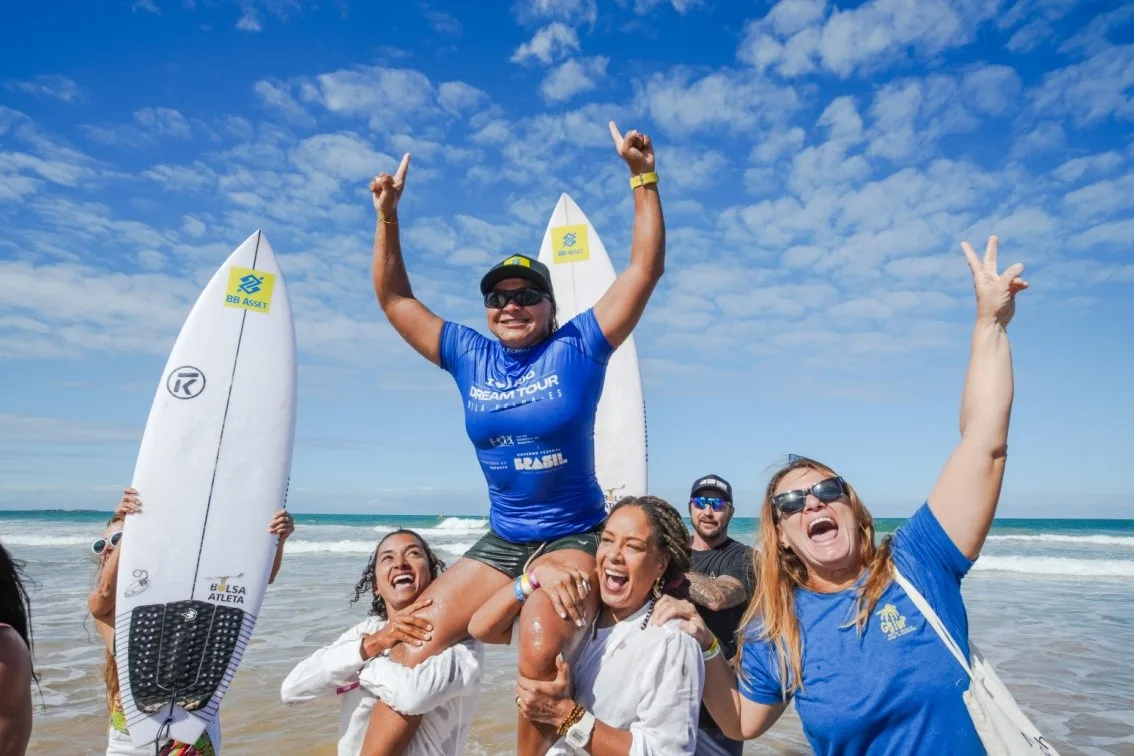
[1, 0, 1131, 517]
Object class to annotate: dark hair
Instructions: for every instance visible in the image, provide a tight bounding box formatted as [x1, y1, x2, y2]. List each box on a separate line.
[0, 539, 36, 680]
[350, 529, 445, 620]
[608, 496, 692, 600]
[547, 296, 560, 337]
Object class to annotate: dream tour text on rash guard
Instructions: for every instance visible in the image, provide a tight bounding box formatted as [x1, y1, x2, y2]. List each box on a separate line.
[439, 308, 613, 543]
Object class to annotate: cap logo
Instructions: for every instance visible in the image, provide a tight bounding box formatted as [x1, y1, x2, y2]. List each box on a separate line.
[699, 478, 727, 490]
[503, 255, 531, 267]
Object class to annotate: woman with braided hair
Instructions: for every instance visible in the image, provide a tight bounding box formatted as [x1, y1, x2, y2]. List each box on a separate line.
[281, 530, 483, 756]
[469, 496, 706, 754]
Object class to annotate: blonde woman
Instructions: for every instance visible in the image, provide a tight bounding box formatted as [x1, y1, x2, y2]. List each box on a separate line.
[656, 237, 1027, 755]
[89, 488, 293, 755]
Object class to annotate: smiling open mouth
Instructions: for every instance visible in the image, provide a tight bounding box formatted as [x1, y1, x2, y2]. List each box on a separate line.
[603, 568, 628, 592]
[807, 516, 839, 544]
[391, 574, 414, 588]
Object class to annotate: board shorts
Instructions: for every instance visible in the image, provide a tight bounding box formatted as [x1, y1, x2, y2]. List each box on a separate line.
[464, 520, 604, 579]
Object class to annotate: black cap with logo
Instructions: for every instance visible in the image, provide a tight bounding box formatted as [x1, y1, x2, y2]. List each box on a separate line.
[690, 474, 733, 504]
[479, 254, 554, 297]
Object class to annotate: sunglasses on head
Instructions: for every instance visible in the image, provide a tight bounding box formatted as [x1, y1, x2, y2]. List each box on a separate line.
[771, 476, 847, 518]
[484, 287, 548, 309]
[690, 496, 729, 512]
[92, 531, 123, 555]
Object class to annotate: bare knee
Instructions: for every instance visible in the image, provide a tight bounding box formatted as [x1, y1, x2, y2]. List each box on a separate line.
[516, 588, 597, 679]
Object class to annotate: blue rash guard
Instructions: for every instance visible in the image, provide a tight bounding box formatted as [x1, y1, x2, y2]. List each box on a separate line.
[738, 503, 983, 756]
[438, 308, 614, 543]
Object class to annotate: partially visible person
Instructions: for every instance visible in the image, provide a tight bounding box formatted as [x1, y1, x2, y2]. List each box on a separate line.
[281, 530, 483, 756]
[469, 496, 704, 755]
[655, 237, 1027, 756]
[685, 474, 753, 756]
[90, 488, 294, 755]
[0, 540, 33, 756]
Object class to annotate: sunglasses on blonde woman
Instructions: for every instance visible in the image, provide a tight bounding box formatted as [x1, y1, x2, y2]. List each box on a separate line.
[772, 476, 847, 518]
[92, 531, 123, 555]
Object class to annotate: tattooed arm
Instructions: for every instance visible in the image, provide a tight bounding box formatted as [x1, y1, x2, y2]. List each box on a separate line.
[686, 573, 748, 612]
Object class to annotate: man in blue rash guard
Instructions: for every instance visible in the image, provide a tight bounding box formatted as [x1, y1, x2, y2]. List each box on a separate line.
[363, 121, 665, 756]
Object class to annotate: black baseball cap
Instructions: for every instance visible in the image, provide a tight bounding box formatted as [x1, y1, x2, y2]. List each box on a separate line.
[690, 474, 733, 504]
[479, 254, 554, 297]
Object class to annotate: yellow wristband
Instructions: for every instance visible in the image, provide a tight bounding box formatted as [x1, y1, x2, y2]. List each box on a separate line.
[629, 171, 659, 189]
[378, 211, 398, 225]
[703, 636, 721, 661]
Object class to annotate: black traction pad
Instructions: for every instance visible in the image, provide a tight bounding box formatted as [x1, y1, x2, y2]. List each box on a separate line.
[127, 601, 245, 713]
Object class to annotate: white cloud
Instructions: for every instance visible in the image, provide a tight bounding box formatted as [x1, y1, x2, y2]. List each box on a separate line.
[511, 23, 580, 65]
[1032, 45, 1134, 126]
[635, 67, 799, 136]
[1063, 170, 1134, 221]
[962, 64, 1022, 116]
[133, 107, 193, 139]
[1006, 20, 1052, 52]
[0, 413, 139, 444]
[236, 9, 262, 31]
[512, 0, 597, 27]
[1053, 151, 1125, 183]
[1012, 120, 1066, 156]
[253, 80, 314, 124]
[437, 81, 487, 114]
[631, 0, 702, 13]
[289, 132, 393, 182]
[424, 9, 462, 36]
[304, 66, 436, 127]
[660, 146, 728, 190]
[140, 162, 218, 192]
[540, 57, 608, 102]
[751, 126, 805, 164]
[132, 0, 159, 13]
[866, 76, 979, 162]
[739, 0, 1004, 78]
[4, 75, 85, 104]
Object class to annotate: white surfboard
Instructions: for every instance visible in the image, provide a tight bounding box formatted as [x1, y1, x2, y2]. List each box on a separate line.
[538, 193, 648, 509]
[114, 230, 297, 747]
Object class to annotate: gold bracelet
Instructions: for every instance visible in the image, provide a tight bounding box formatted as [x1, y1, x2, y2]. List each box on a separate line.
[629, 171, 659, 189]
[556, 703, 584, 737]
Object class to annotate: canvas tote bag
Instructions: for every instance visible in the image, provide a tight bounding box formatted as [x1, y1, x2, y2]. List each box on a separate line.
[892, 567, 1061, 756]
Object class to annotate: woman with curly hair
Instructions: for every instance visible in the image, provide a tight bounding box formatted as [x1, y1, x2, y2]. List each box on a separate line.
[469, 496, 705, 754]
[281, 530, 483, 756]
[1, 539, 34, 756]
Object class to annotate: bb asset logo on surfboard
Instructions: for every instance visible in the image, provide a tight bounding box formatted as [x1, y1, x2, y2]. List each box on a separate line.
[224, 267, 276, 314]
[551, 224, 589, 264]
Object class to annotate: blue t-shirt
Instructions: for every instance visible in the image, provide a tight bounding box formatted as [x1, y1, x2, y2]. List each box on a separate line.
[439, 309, 613, 543]
[738, 504, 983, 755]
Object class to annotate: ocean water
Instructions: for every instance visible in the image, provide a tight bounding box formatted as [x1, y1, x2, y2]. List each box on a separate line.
[3, 510, 1133, 755]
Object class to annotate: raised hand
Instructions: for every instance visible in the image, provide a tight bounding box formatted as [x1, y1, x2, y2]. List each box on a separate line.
[268, 509, 294, 541]
[369, 153, 411, 219]
[115, 488, 142, 518]
[608, 121, 655, 175]
[361, 597, 434, 658]
[961, 235, 1028, 328]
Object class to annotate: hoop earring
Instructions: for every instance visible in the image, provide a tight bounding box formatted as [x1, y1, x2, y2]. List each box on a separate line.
[652, 576, 662, 598]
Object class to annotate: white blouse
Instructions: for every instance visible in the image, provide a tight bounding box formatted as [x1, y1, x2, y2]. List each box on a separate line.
[548, 601, 706, 755]
[280, 617, 483, 756]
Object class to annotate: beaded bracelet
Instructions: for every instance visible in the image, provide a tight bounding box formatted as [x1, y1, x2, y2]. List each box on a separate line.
[556, 703, 585, 737]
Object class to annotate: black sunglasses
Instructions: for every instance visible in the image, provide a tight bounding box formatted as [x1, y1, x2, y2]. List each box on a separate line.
[690, 496, 729, 512]
[771, 476, 847, 518]
[92, 531, 123, 555]
[484, 288, 548, 309]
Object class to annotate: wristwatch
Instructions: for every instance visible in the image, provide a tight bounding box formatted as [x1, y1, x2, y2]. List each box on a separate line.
[565, 709, 596, 749]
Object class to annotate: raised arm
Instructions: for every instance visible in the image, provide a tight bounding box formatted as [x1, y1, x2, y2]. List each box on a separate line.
[929, 236, 1028, 560]
[266, 509, 294, 584]
[370, 153, 444, 366]
[88, 489, 139, 620]
[592, 122, 665, 349]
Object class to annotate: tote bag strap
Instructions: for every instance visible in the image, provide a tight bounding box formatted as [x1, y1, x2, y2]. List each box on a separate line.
[891, 566, 973, 678]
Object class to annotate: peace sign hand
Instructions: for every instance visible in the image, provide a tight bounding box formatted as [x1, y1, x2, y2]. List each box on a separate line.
[369, 153, 411, 219]
[961, 235, 1028, 328]
[608, 121, 655, 175]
